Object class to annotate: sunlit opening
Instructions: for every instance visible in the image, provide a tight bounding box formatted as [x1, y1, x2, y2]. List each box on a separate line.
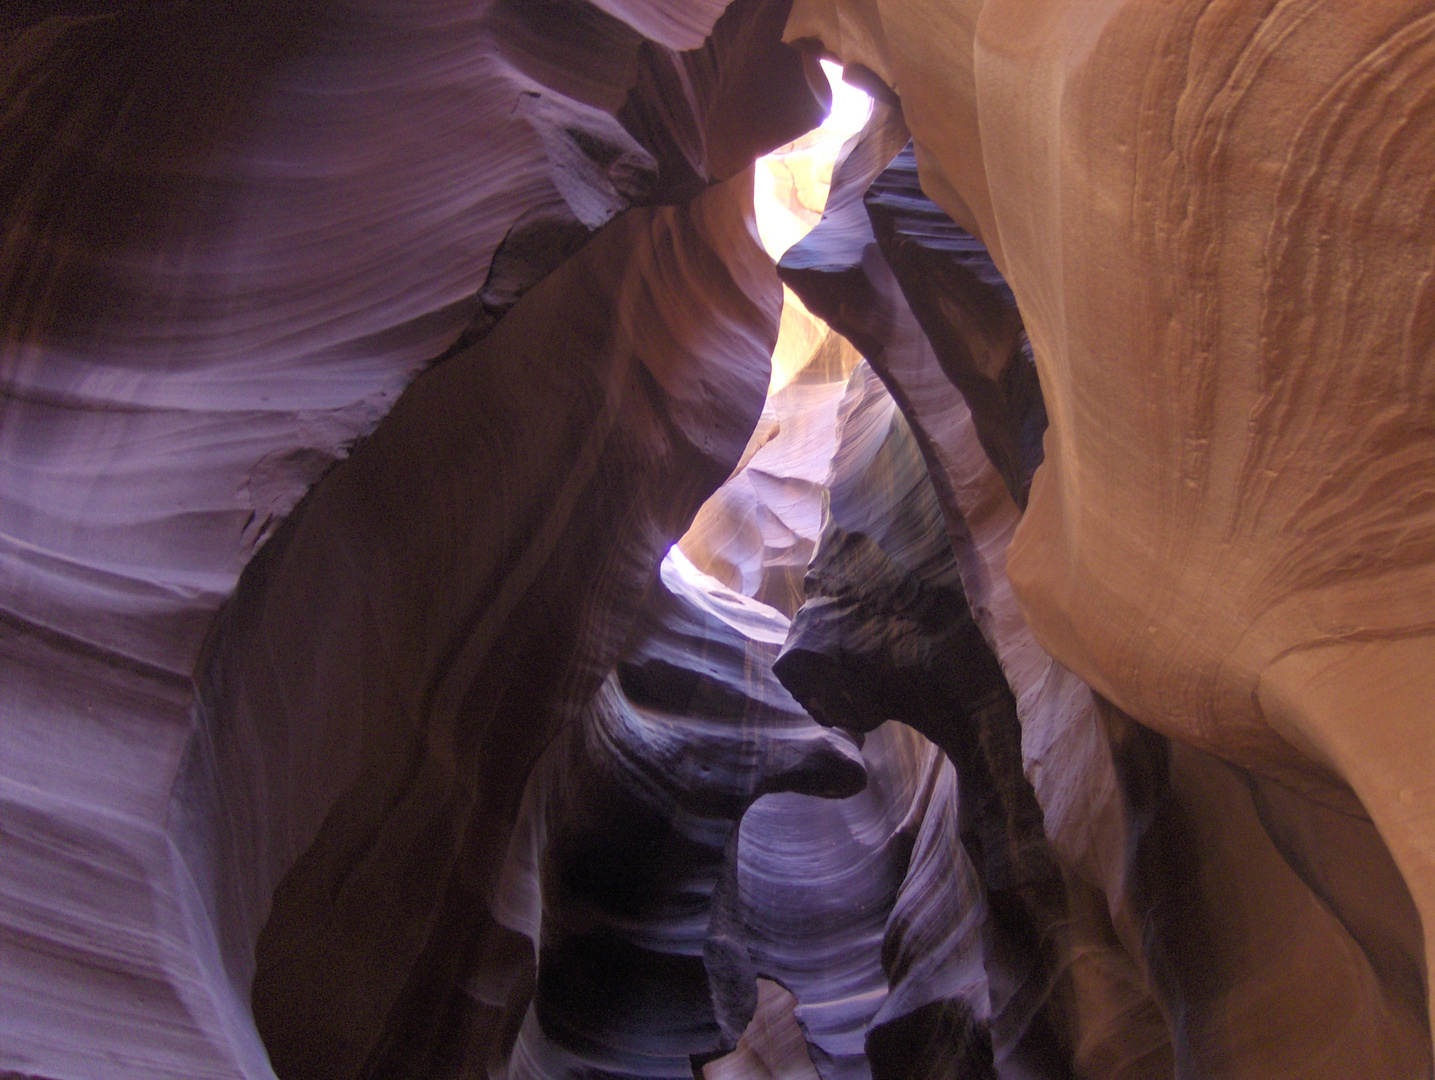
[754, 60, 874, 264]
[676, 64, 875, 611]
[753, 60, 873, 397]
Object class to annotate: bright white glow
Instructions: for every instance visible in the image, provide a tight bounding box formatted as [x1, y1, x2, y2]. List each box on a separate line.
[677, 67, 876, 595]
[752, 62, 874, 263]
[817, 59, 873, 143]
[662, 545, 791, 642]
[751, 60, 873, 396]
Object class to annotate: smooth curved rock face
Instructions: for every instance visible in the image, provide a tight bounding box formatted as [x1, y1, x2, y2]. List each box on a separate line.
[862, 144, 1045, 510]
[485, 548, 863, 1080]
[775, 112, 1155, 1080]
[0, 1, 832, 1072]
[675, 302, 978, 1080]
[690, 353, 1022, 1080]
[229, 174, 781, 1080]
[681, 101, 870, 614]
[678, 343, 859, 617]
[8, 2, 1435, 1078]
[681, 311, 985, 1080]
[773, 367, 1078, 1080]
[739, 719, 953, 1080]
[784, 0, 1435, 1019]
[1125, 733, 1433, 1080]
[703, 978, 824, 1080]
[777, 96, 1430, 1078]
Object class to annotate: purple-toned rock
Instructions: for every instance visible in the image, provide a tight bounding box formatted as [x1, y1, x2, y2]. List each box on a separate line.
[863, 143, 1045, 509]
[484, 547, 863, 1080]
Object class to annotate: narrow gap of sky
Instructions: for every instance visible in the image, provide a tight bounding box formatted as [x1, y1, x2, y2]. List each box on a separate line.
[671, 66, 875, 584]
[753, 60, 874, 262]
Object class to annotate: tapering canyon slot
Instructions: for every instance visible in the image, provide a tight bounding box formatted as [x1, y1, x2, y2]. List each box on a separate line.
[2, 3, 1433, 1080]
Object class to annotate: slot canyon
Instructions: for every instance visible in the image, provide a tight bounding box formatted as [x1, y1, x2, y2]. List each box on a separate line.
[2, 2, 1434, 1078]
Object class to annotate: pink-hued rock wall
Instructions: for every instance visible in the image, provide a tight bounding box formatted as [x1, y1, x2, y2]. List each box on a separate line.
[2, 3, 817, 1075]
[4, 2, 1434, 1078]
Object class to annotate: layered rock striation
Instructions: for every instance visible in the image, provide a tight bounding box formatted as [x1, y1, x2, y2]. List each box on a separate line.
[1, 3, 826, 1076]
[484, 547, 864, 1080]
[775, 90, 1431, 1079]
[4, 2, 1434, 1079]
[785, 4, 1435, 1044]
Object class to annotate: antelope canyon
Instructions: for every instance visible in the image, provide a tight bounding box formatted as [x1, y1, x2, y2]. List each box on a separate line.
[3, 3, 1431, 1079]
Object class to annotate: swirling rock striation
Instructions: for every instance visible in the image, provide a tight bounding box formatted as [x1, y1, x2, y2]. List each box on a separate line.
[485, 547, 864, 1080]
[785, 4, 1435, 1043]
[1, 2, 824, 1075]
[777, 91, 1430, 1079]
[737, 716, 957, 1080]
[774, 364, 1077, 1080]
[678, 355, 858, 617]
[6, 2, 1434, 1079]
[232, 173, 784, 1080]
[861, 143, 1045, 510]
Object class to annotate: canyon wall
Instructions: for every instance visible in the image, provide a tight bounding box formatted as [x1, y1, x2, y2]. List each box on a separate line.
[777, 99, 1429, 1077]
[784, 1, 1435, 1043]
[3, 1, 1433, 1078]
[2, 2, 819, 1075]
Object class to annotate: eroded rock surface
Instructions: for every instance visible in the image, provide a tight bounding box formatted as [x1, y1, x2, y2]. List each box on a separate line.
[239, 172, 783, 1080]
[772, 363, 1079, 1080]
[1, 3, 822, 1075]
[786, 3, 1435, 1034]
[484, 547, 863, 1080]
[777, 93, 1431, 1079]
[4, 1, 1434, 1078]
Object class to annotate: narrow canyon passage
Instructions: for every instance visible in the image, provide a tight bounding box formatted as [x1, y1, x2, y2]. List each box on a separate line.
[3, 4, 1433, 1080]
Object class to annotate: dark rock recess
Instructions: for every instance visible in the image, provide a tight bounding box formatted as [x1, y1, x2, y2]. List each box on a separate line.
[3, 3, 1432, 1080]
